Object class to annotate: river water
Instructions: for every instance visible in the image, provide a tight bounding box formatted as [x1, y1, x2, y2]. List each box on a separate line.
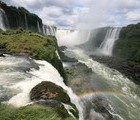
[63, 47, 140, 120]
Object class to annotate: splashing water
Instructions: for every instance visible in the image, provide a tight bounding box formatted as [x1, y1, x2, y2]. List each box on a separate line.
[0, 55, 84, 120]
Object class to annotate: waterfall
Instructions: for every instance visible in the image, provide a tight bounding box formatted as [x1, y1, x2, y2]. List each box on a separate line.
[24, 14, 28, 30]
[42, 25, 56, 36]
[0, 8, 8, 31]
[56, 29, 91, 47]
[37, 21, 41, 33]
[97, 28, 121, 56]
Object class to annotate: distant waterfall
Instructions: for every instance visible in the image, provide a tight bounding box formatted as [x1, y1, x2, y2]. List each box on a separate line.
[56, 29, 91, 47]
[0, 8, 9, 31]
[24, 14, 28, 30]
[37, 21, 41, 33]
[97, 28, 121, 56]
[43, 25, 56, 36]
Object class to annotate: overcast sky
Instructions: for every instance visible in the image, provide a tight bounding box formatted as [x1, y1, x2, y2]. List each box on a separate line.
[2, 0, 140, 29]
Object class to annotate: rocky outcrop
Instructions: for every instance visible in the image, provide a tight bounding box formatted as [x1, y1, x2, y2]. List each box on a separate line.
[58, 46, 78, 62]
[30, 81, 70, 104]
[30, 81, 79, 119]
[92, 96, 119, 120]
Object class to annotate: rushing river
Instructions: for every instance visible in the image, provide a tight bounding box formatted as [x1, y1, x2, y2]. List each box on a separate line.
[63, 47, 140, 120]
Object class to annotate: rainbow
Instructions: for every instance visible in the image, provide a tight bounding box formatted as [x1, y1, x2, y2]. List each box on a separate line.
[77, 90, 127, 97]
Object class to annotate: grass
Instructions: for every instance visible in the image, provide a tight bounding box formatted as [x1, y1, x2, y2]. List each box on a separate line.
[0, 29, 56, 60]
[0, 104, 75, 120]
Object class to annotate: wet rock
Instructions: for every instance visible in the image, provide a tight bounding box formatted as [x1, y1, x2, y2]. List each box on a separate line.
[30, 81, 79, 119]
[30, 81, 70, 104]
[92, 96, 119, 120]
[59, 46, 67, 51]
[0, 53, 5, 57]
[58, 46, 78, 62]
[34, 99, 61, 107]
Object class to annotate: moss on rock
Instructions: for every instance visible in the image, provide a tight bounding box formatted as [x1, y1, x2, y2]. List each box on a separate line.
[30, 81, 79, 119]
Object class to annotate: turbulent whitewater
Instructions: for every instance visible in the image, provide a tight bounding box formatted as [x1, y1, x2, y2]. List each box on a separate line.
[0, 55, 83, 120]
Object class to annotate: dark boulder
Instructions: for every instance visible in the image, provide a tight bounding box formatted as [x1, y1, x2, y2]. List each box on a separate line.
[30, 81, 79, 119]
[30, 81, 70, 104]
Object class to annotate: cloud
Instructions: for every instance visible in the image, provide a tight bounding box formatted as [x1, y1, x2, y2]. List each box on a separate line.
[1, 0, 140, 29]
[125, 10, 140, 21]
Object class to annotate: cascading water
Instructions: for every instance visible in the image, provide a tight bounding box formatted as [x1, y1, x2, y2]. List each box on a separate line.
[97, 28, 121, 56]
[42, 25, 56, 36]
[0, 55, 84, 120]
[0, 8, 8, 31]
[24, 14, 28, 30]
[37, 21, 41, 33]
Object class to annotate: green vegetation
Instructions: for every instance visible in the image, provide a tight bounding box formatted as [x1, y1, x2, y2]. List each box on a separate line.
[0, 28, 66, 81]
[0, 104, 74, 120]
[113, 23, 140, 64]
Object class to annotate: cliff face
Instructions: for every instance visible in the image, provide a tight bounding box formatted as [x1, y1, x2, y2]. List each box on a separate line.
[113, 23, 140, 63]
[0, 1, 42, 32]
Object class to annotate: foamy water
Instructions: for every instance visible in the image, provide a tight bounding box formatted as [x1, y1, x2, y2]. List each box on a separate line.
[0, 55, 84, 120]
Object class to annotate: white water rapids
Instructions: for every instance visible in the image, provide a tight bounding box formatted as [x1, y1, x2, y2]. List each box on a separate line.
[0, 55, 84, 120]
